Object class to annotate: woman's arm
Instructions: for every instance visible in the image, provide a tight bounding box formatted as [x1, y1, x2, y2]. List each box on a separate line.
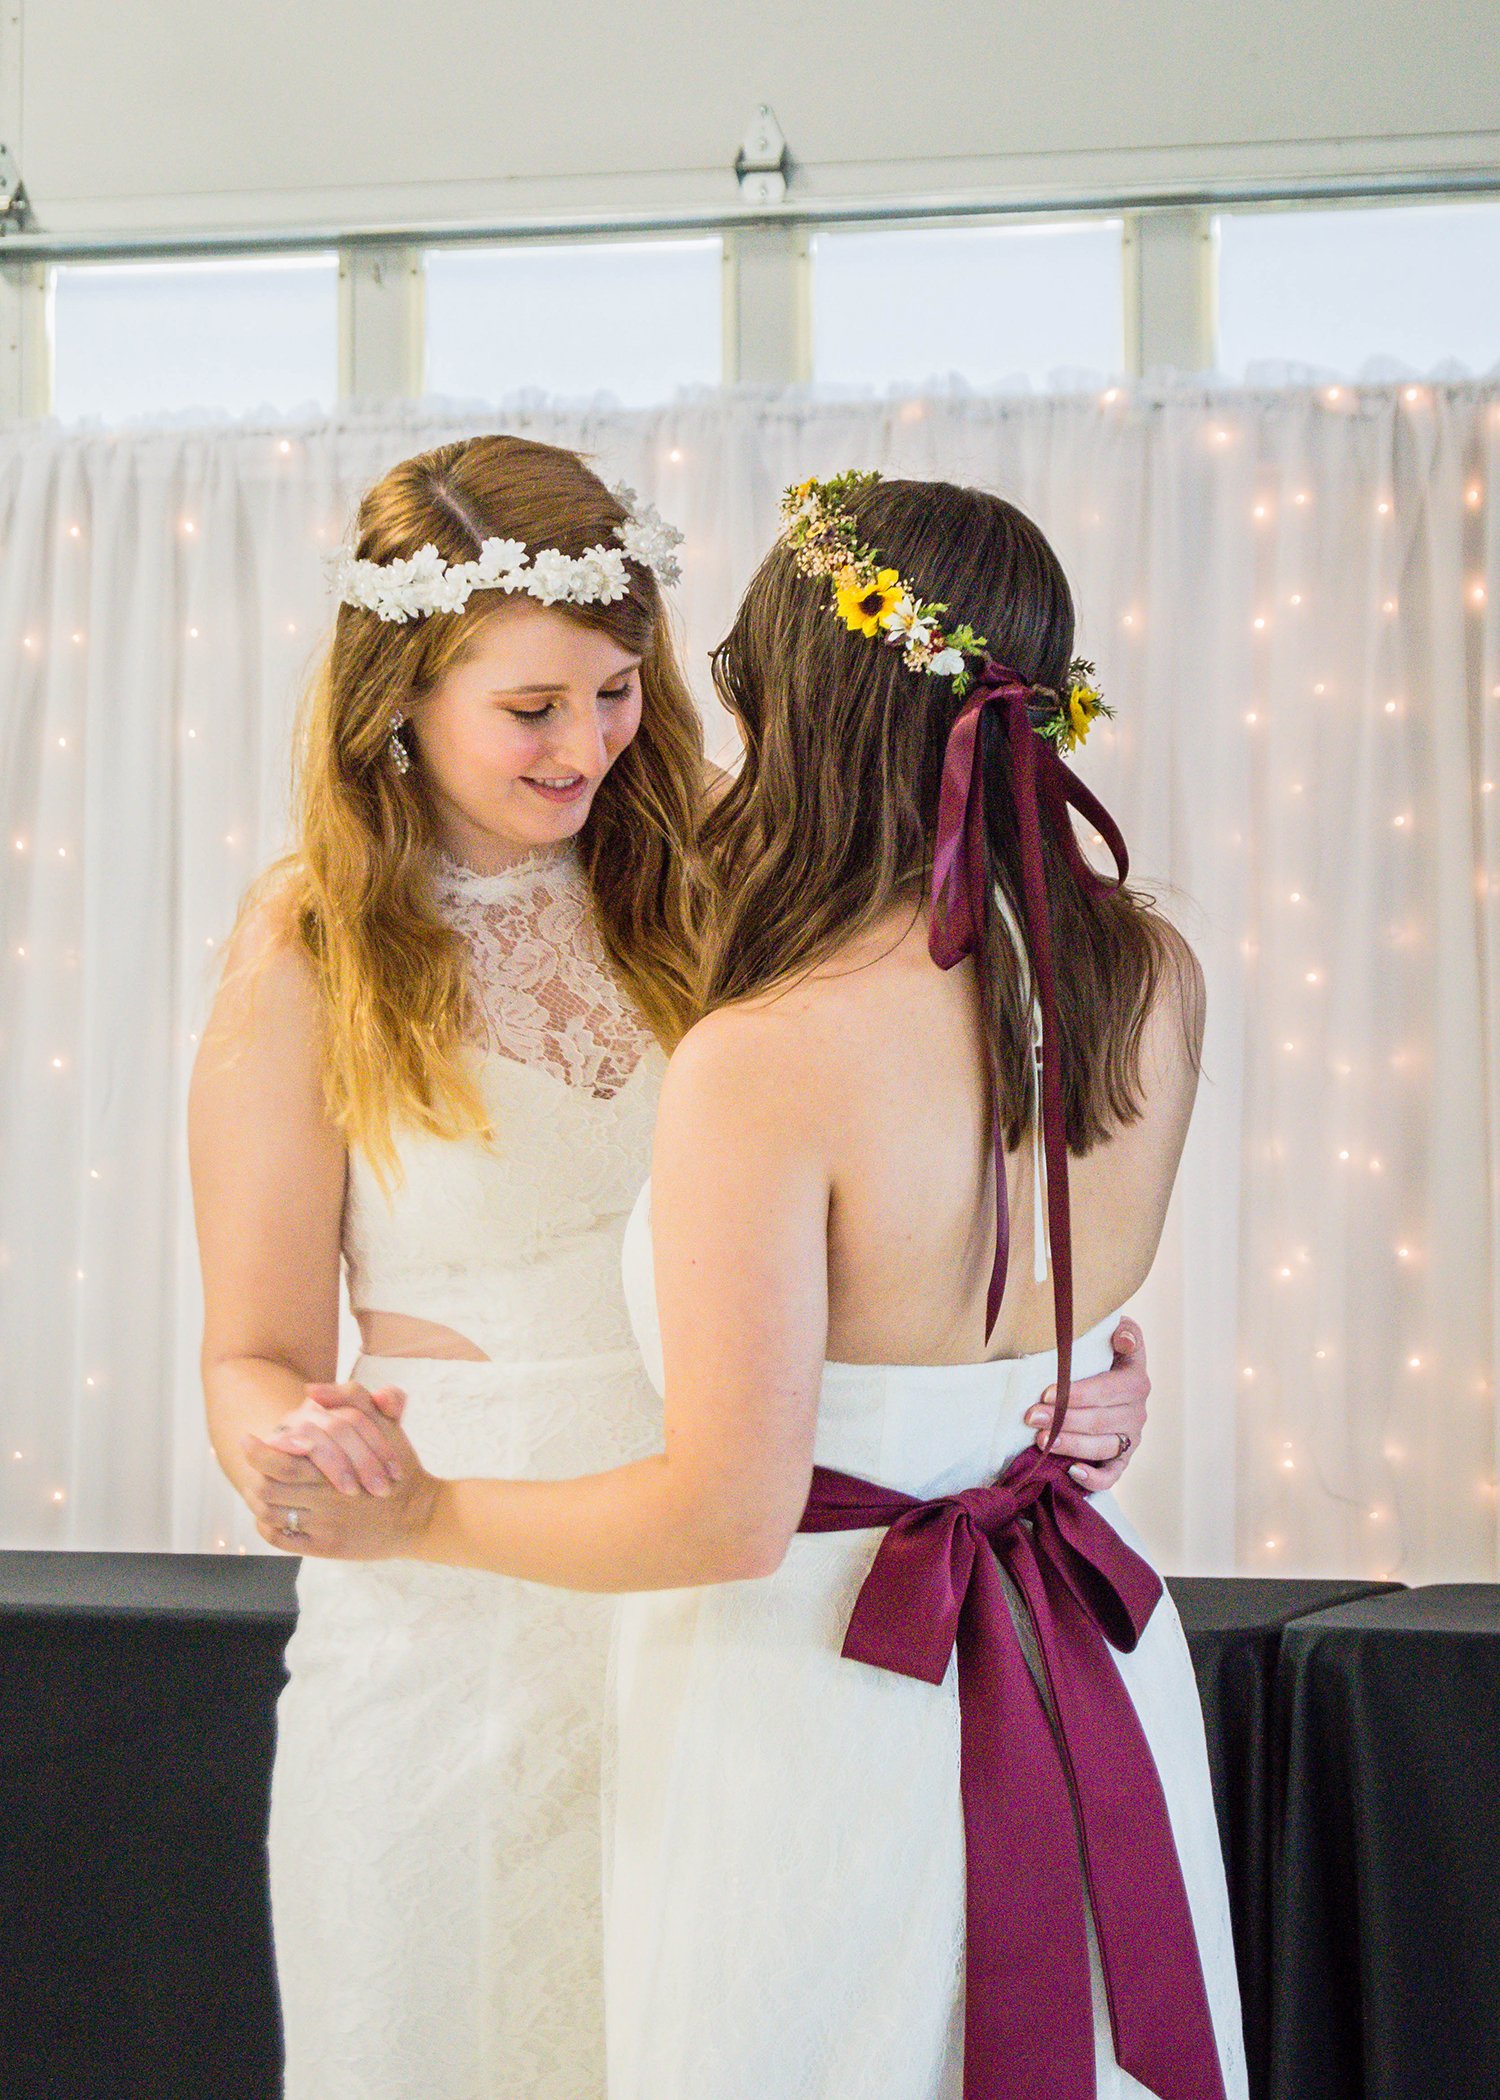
[243, 973, 1171, 1571]
[190, 903, 403, 1505]
[245, 1004, 832, 1584]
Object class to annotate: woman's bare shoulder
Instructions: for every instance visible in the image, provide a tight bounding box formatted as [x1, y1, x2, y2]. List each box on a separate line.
[1137, 918, 1206, 1094]
[199, 884, 322, 1069]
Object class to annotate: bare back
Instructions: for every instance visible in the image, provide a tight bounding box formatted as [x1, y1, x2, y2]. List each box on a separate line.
[761, 898, 1204, 1366]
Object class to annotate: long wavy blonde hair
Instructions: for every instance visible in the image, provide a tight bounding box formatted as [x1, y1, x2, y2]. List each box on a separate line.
[226, 433, 706, 1195]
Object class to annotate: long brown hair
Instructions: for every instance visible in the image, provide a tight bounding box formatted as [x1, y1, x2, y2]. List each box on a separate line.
[228, 434, 705, 1194]
[698, 475, 1199, 1154]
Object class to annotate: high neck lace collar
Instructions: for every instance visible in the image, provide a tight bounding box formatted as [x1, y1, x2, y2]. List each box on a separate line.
[429, 837, 582, 903]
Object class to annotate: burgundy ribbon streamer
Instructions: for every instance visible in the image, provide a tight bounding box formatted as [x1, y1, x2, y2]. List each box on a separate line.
[928, 659, 1130, 1440]
[798, 1446, 1227, 2100]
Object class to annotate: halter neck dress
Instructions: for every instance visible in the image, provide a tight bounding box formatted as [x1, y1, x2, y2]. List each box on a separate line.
[603, 1165, 1247, 2097]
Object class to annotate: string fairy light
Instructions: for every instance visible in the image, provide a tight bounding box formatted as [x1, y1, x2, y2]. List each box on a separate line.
[8, 409, 1497, 1570]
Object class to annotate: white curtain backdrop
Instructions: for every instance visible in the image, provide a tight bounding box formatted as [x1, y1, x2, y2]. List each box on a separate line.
[1, 381, 1496, 1580]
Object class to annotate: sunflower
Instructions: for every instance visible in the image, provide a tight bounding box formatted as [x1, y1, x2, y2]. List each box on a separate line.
[1061, 678, 1104, 751]
[835, 566, 905, 637]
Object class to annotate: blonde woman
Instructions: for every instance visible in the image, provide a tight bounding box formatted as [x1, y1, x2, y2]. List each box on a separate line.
[196, 437, 1157, 2099]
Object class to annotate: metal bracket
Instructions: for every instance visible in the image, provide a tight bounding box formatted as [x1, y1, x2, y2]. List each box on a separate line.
[735, 106, 790, 206]
[0, 145, 35, 235]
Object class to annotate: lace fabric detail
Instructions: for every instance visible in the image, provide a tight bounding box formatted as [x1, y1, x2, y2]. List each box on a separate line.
[429, 841, 658, 1097]
[271, 840, 673, 2096]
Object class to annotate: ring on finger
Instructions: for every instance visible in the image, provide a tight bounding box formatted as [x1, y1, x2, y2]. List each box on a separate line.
[1115, 1431, 1131, 1459]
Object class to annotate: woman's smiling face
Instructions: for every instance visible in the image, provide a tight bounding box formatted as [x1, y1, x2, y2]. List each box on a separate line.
[408, 598, 645, 866]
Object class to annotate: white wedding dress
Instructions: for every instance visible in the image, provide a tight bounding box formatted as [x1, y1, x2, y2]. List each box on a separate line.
[604, 1181, 1249, 2100]
[267, 839, 666, 2100]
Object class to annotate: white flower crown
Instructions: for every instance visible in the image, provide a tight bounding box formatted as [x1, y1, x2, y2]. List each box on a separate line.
[325, 482, 683, 623]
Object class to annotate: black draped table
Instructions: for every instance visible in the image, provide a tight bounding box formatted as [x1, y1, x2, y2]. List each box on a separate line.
[0, 1552, 298, 2100]
[1270, 1585, 1500, 2100]
[0, 1552, 1495, 2099]
[1166, 1577, 1404, 2099]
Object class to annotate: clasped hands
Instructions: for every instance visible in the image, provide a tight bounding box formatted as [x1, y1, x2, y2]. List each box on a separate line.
[241, 1318, 1150, 1560]
[242, 1385, 438, 1559]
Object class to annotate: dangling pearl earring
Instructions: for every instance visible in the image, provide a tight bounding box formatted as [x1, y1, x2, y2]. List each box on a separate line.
[387, 708, 411, 775]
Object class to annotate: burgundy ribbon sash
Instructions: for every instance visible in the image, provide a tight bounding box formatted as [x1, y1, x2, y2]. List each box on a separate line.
[798, 1445, 1226, 2100]
[928, 659, 1130, 1440]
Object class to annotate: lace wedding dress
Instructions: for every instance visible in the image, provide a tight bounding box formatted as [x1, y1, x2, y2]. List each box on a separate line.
[604, 1181, 1249, 2100]
[266, 839, 666, 2100]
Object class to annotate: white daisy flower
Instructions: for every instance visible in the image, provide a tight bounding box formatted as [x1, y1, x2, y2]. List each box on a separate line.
[527, 548, 581, 605]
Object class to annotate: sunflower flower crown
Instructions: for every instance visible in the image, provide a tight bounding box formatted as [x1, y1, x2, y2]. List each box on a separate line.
[778, 469, 1113, 752]
[326, 482, 683, 624]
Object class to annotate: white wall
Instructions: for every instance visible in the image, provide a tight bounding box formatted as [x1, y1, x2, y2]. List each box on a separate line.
[5, 0, 1499, 238]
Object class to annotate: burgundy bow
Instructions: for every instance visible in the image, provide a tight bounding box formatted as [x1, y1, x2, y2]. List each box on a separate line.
[798, 1446, 1226, 2100]
[928, 659, 1129, 1439]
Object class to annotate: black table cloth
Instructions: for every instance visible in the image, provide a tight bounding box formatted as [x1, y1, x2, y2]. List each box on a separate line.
[0, 1551, 298, 2100]
[1271, 1584, 1500, 2100]
[1165, 1576, 1404, 2099]
[0, 1552, 1493, 2100]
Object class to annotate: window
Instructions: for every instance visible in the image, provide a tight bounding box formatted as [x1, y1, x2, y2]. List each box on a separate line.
[424, 238, 723, 408]
[49, 255, 339, 424]
[1216, 200, 1500, 379]
[812, 219, 1125, 390]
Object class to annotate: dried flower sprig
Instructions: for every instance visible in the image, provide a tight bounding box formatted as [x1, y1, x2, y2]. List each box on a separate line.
[779, 471, 1112, 748]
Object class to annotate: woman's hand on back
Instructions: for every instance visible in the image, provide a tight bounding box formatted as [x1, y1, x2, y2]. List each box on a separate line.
[1024, 1317, 1149, 1492]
